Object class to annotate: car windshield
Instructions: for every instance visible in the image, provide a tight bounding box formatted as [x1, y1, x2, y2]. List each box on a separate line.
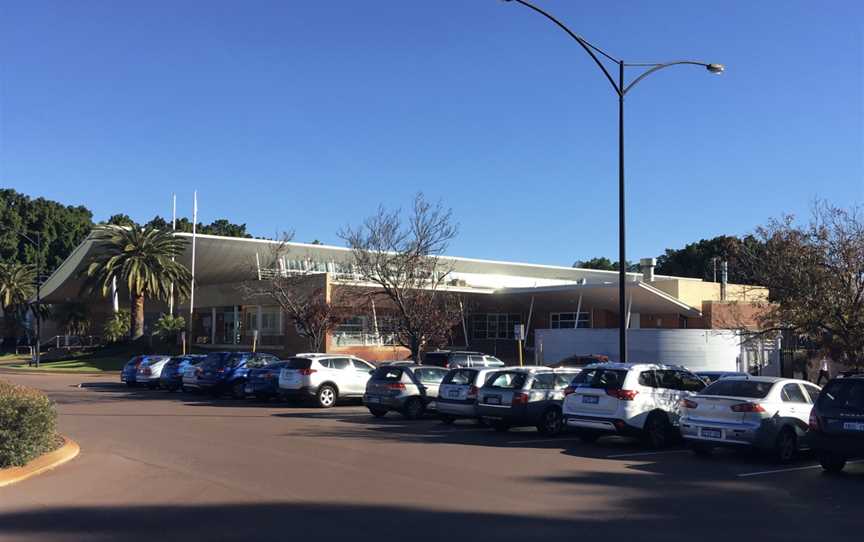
[372, 367, 403, 381]
[818, 380, 864, 413]
[285, 358, 313, 370]
[443, 369, 477, 385]
[423, 353, 448, 367]
[571, 368, 628, 390]
[486, 372, 528, 390]
[701, 379, 773, 399]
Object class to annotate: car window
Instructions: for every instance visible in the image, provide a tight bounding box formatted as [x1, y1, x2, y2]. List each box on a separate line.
[350, 359, 374, 371]
[487, 372, 528, 390]
[818, 380, 864, 413]
[372, 367, 403, 381]
[572, 368, 628, 390]
[638, 371, 656, 387]
[285, 358, 313, 370]
[449, 354, 469, 366]
[654, 370, 683, 390]
[328, 358, 351, 370]
[678, 371, 706, 392]
[781, 383, 808, 403]
[554, 373, 578, 389]
[444, 369, 476, 385]
[415, 368, 447, 383]
[531, 373, 555, 390]
[423, 353, 448, 367]
[702, 380, 773, 398]
[802, 384, 822, 404]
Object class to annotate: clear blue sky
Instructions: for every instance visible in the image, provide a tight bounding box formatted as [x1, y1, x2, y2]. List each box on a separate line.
[2, 0, 862, 266]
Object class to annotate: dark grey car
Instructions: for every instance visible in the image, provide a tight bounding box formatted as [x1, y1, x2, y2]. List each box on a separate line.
[363, 364, 448, 419]
[476, 367, 581, 435]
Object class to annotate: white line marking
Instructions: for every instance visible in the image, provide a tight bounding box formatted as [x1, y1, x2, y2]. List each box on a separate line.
[606, 449, 691, 459]
[737, 459, 864, 478]
[505, 437, 585, 445]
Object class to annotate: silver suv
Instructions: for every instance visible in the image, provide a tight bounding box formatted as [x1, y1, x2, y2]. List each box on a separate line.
[364, 364, 449, 419]
[278, 354, 376, 408]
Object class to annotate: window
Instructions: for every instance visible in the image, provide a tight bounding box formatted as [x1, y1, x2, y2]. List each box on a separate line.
[472, 314, 521, 340]
[802, 384, 822, 404]
[572, 369, 628, 390]
[678, 371, 706, 392]
[818, 380, 864, 413]
[372, 367, 403, 381]
[550, 311, 591, 329]
[638, 371, 657, 388]
[487, 372, 528, 390]
[531, 373, 555, 390]
[555, 373, 578, 389]
[350, 359, 375, 372]
[443, 369, 476, 385]
[336, 317, 366, 335]
[415, 368, 447, 384]
[781, 383, 807, 403]
[323, 358, 351, 370]
[703, 380, 773, 398]
[654, 370, 682, 390]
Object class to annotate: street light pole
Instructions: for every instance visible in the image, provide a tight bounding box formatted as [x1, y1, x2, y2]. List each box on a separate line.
[501, 0, 723, 362]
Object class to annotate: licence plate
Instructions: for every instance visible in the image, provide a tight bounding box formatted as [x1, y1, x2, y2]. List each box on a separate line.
[701, 428, 722, 439]
[486, 396, 501, 405]
[448, 390, 460, 398]
[367, 396, 380, 404]
[582, 395, 599, 404]
[843, 422, 864, 431]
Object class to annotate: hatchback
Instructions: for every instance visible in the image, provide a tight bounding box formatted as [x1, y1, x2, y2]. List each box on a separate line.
[680, 376, 821, 462]
[278, 354, 377, 408]
[120, 356, 145, 387]
[476, 367, 581, 435]
[135, 355, 172, 389]
[193, 352, 281, 398]
[245, 360, 290, 400]
[563, 363, 706, 447]
[809, 376, 864, 472]
[364, 364, 448, 419]
[160, 355, 207, 391]
[436, 367, 505, 424]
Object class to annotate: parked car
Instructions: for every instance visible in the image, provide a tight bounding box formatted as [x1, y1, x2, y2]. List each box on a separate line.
[135, 355, 173, 389]
[422, 351, 505, 369]
[475, 367, 581, 435]
[680, 376, 821, 462]
[182, 353, 234, 392]
[696, 371, 749, 385]
[160, 355, 206, 391]
[563, 362, 706, 447]
[546, 354, 609, 369]
[278, 354, 377, 408]
[437, 366, 506, 424]
[191, 352, 281, 398]
[810, 375, 864, 472]
[245, 360, 291, 400]
[120, 356, 146, 387]
[364, 364, 449, 419]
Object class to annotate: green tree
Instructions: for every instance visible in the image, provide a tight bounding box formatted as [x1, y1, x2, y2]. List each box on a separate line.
[104, 214, 137, 228]
[152, 313, 186, 343]
[0, 261, 37, 342]
[655, 235, 758, 283]
[103, 310, 131, 343]
[573, 258, 638, 272]
[83, 226, 191, 340]
[52, 302, 91, 336]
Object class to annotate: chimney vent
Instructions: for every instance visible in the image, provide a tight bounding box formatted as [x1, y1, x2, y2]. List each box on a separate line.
[639, 258, 656, 282]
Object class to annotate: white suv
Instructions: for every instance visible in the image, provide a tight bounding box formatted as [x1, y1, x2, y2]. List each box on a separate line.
[278, 354, 376, 408]
[562, 362, 706, 448]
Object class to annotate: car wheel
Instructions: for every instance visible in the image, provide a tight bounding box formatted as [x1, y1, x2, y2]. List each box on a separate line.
[231, 380, 246, 400]
[439, 414, 456, 425]
[316, 385, 337, 408]
[644, 412, 673, 449]
[774, 427, 798, 463]
[402, 398, 425, 420]
[537, 407, 563, 436]
[491, 421, 511, 432]
[818, 452, 847, 473]
[579, 430, 600, 443]
[368, 407, 388, 418]
[691, 443, 713, 457]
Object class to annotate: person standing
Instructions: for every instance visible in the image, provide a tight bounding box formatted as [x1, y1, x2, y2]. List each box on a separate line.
[816, 355, 831, 385]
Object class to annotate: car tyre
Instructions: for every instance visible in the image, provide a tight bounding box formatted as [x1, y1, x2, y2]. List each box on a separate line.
[368, 407, 388, 418]
[316, 385, 338, 408]
[774, 427, 798, 463]
[231, 380, 246, 400]
[537, 407, 563, 436]
[818, 452, 846, 473]
[439, 414, 456, 425]
[402, 398, 425, 420]
[644, 412, 673, 449]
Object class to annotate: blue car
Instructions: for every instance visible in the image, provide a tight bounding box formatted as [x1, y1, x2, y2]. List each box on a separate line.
[244, 360, 291, 400]
[160, 354, 207, 391]
[120, 356, 146, 387]
[195, 351, 282, 399]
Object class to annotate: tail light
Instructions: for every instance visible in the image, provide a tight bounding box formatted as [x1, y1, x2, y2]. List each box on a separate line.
[681, 399, 699, 409]
[299, 368, 317, 376]
[730, 402, 766, 413]
[809, 413, 821, 431]
[142, 367, 152, 376]
[563, 386, 576, 396]
[195, 367, 203, 376]
[606, 389, 639, 401]
[466, 385, 479, 399]
[216, 367, 225, 374]
[512, 392, 529, 405]
[386, 382, 406, 391]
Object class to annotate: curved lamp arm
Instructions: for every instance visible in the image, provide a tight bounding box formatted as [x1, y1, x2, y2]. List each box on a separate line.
[504, 0, 621, 96]
[623, 61, 723, 95]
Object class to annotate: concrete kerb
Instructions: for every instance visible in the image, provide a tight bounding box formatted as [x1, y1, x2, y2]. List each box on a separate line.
[0, 436, 81, 488]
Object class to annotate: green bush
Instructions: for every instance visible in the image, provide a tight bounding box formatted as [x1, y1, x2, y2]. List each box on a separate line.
[103, 309, 131, 343]
[0, 380, 58, 468]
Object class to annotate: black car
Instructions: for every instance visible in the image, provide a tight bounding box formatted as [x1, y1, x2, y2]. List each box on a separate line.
[809, 375, 864, 472]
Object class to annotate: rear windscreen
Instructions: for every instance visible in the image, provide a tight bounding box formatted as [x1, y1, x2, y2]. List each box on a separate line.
[285, 358, 313, 370]
[571, 368, 628, 390]
[372, 367, 403, 381]
[486, 372, 528, 390]
[701, 380, 773, 399]
[443, 369, 477, 385]
[423, 353, 448, 367]
[818, 380, 864, 413]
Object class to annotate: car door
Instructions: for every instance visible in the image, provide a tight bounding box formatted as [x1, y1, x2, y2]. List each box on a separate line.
[326, 358, 353, 393]
[528, 373, 556, 419]
[348, 359, 375, 396]
[414, 368, 447, 403]
[780, 383, 812, 432]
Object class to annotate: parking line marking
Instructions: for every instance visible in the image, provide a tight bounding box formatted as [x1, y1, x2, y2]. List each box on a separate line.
[504, 437, 585, 445]
[605, 449, 690, 459]
[737, 459, 864, 478]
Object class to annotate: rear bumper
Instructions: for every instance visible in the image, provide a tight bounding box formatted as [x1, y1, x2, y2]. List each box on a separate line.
[811, 433, 864, 457]
[246, 382, 280, 396]
[564, 414, 637, 435]
[436, 399, 478, 418]
[363, 394, 405, 410]
[680, 419, 768, 448]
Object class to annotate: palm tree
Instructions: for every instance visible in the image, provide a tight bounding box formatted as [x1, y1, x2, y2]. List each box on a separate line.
[83, 226, 191, 340]
[0, 261, 37, 343]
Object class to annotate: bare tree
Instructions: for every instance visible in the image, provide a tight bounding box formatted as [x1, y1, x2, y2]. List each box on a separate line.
[340, 193, 464, 361]
[739, 202, 864, 367]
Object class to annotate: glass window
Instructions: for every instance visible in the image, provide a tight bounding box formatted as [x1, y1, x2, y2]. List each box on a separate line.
[285, 358, 313, 370]
[487, 372, 528, 390]
[638, 371, 657, 387]
[415, 368, 447, 383]
[571, 368, 628, 390]
[550, 312, 591, 329]
[781, 383, 807, 403]
[702, 380, 773, 398]
[818, 380, 864, 413]
[554, 373, 578, 389]
[655, 370, 683, 390]
[471, 314, 521, 340]
[350, 359, 375, 371]
[443, 369, 476, 385]
[372, 367, 403, 381]
[450, 353, 469, 366]
[329, 358, 351, 370]
[678, 371, 706, 392]
[802, 384, 822, 404]
[531, 373, 556, 390]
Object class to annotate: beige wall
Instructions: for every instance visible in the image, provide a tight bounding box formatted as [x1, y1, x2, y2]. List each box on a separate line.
[652, 279, 768, 307]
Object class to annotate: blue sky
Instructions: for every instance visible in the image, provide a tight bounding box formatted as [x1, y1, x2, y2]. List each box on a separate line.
[2, 0, 862, 266]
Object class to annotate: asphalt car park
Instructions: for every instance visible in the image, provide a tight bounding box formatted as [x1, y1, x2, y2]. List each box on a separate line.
[0, 371, 862, 542]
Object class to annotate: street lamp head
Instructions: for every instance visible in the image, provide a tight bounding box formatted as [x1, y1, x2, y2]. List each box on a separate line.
[706, 63, 725, 75]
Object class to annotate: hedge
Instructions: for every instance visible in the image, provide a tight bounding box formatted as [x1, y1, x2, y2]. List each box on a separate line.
[0, 380, 58, 468]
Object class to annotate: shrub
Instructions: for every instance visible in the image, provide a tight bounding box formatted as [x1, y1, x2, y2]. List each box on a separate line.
[103, 309, 131, 343]
[0, 380, 58, 468]
[152, 313, 186, 343]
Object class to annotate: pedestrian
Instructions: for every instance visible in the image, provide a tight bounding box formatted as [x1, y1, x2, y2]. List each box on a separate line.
[816, 354, 831, 385]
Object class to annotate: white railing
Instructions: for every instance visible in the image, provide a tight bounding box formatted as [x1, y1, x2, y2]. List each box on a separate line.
[332, 332, 399, 347]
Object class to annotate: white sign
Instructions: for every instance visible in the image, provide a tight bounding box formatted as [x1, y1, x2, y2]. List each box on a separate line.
[514, 324, 525, 341]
